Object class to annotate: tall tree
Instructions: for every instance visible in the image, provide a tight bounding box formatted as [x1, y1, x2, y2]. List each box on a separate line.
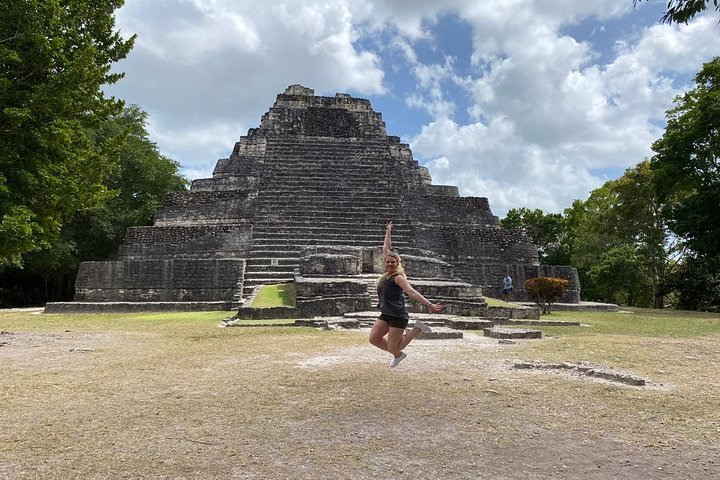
[0, 104, 188, 307]
[588, 246, 651, 306]
[667, 256, 720, 312]
[573, 161, 680, 307]
[0, 0, 135, 266]
[634, 0, 720, 24]
[651, 56, 720, 260]
[500, 208, 569, 265]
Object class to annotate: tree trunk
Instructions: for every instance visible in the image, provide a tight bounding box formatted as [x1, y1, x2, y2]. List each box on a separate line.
[652, 280, 664, 309]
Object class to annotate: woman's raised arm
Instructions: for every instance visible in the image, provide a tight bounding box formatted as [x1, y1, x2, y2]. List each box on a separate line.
[383, 221, 393, 256]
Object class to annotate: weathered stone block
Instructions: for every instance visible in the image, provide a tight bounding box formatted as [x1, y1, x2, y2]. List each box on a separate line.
[300, 254, 361, 275]
[74, 259, 244, 302]
[483, 327, 542, 339]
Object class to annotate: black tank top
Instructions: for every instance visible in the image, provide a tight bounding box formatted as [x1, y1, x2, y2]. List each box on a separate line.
[377, 275, 409, 320]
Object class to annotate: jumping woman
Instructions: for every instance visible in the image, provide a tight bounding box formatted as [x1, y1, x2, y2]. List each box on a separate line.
[369, 221, 444, 368]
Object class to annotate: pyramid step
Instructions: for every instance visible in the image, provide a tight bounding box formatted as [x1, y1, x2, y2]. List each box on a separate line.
[246, 257, 302, 266]
[243, 272, 296, 281]
[243, 264, 298, 273]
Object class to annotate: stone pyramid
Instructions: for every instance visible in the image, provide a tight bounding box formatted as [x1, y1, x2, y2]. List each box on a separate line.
[45, 85, 579, 313]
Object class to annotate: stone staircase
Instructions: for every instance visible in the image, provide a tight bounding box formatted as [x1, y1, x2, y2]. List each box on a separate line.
[239, 136, 418, 300]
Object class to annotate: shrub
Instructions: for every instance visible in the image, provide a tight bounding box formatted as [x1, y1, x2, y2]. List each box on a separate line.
[524, 277, 570, 314]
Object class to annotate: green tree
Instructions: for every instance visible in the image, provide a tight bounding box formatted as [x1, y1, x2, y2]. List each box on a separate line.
[651, 56, 720, 261]
[573, 161, 680, 308]
[588, 246, 651, 306]
[501, 208, 570, 265]
[74, 105, 189, 260]
[0, 105, 188, 306]
[634, 0, 720, 24]
[667, 256, 720, 312]
[0, 0, 135, 266]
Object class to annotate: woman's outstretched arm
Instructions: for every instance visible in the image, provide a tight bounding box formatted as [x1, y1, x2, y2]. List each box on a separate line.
[394, 275, 444, 314]
[383, 221, 393, 256]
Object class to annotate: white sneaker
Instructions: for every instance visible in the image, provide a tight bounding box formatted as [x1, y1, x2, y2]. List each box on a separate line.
[414, 320, 433, 333]
[389, 352, 407, 368]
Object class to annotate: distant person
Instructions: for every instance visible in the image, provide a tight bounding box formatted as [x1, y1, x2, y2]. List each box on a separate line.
[502, 274, 513, 302]
[369, 221, 444, 368]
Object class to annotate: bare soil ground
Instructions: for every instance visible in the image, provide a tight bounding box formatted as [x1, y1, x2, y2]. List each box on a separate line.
[1, 309, 719, 479]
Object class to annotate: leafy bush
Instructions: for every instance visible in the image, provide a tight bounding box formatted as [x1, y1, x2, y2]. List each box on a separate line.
[524, 277, 570, 314]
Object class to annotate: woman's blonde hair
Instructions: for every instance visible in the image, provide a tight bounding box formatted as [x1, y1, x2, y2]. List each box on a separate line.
[377, 251, 406, 286]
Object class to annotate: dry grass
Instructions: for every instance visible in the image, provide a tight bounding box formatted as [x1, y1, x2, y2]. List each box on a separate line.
[1, 308, 719, 479]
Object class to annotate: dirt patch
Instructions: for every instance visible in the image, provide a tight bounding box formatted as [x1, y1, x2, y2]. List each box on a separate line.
[1, 321, 719, 479]
[0, 330, 120, 369]
[293, 331, 499, 370]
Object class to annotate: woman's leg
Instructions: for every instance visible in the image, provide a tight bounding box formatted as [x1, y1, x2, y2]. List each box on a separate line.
[385, 326, 422, 357]
[369, 319, 390, 351]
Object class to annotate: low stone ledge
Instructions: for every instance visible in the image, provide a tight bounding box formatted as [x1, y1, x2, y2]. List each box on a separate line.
[416, 327, 463, 340]
[44, 301, 232, 313]
[296, 296, 371, 317]
[444, 318, 495, 330]
[513, 361, 646, 386]
[483, 327, 542, 339]
[294, 318, 361, 329]
[221, 319, 296, 328]
[492, 319, 581, 327]
[487, 305, 540, 320]
[236, 306, 299, 319]
[515, 302, 619, 312]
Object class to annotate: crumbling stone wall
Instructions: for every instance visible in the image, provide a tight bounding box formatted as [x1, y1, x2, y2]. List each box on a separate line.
[119, 225, 253, 259]
[413, 225, 539, 265]
[406, 194, 499, 228]
[75, 259, 244, 302]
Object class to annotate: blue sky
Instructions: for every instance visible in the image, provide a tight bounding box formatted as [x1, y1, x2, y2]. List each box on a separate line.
[106, 0, 719, 217]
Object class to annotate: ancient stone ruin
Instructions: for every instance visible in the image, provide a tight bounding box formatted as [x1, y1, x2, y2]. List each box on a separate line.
[45, 85, 580, 314]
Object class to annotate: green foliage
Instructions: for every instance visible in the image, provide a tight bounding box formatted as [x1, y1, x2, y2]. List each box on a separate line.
[251, 284, 296, 308]
[72, 105, 188, 260]
[634, 0, 720, 25]
[501, 208, 570, 265]
[666, 256, 720, 312]
[0, 105, 188, 307]
[524, 277, 570, 314]
[651, 56, 720, 261]
[588, 246, 652, 306]
[0, 0, 135, 265]
[572, 161, 679, 308]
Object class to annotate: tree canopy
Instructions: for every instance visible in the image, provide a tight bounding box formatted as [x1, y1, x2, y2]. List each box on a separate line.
[500, 208, 570, 265]
[634, 0, 720, 24]
[0, 0, 135, 266]
[0, 104, 188, 307]
[650, 56, 720, 260]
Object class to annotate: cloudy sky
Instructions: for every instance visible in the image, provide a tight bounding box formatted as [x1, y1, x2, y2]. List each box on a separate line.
[105, 0, 719, 217]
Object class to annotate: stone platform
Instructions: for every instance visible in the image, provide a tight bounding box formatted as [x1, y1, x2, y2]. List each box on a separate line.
[515, 301, 618, 312]
[483, 327, 542, 339]
[44, 301, 232, 313]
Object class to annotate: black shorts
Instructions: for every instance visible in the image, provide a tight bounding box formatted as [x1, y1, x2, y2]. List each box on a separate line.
[379, 313, 409, 329]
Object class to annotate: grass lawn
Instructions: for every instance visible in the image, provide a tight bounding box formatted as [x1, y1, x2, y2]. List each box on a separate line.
[250, 283, 295, 308]
[1, 308, 719, 479]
